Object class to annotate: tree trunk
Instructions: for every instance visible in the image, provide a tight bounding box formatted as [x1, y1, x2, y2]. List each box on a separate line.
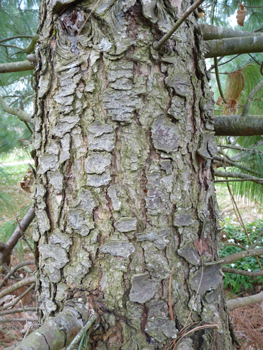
[33, 0, 235, 349]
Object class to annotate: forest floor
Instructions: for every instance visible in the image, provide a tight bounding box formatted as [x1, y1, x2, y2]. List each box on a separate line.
[0, 164, 263, 348]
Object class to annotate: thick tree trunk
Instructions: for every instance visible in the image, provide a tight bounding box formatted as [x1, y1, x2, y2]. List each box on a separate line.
[33, 1, 235, 349]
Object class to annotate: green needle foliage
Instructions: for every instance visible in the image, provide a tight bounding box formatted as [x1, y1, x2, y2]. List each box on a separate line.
[0, 0, 39, 208]
[204, 0, 263, 203]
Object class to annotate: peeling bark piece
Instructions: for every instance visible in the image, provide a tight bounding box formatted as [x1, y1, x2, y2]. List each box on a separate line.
[68, 189, 98, 235]
[85, 152, 111, 174]
[136, 228, 170, 249]
[52, 116, 80, 138]
[50, 230, 72, 250]
[141, 0, 158, 23]
[197, 131, 217, 160]
[107, 62, 133, 82]
[88, 133, 115, 152]
[151, 115, 179, 153]
[87, 121, 113, 136]
[146, 317, 178, 343]
[100, 241, 135, 258]
[178, 241, 200, 265]
[36, 210, 50, 234]
[86, 170, 111, 187]
[64, 251, 92, 285]
[67, 209, 94, 235]
[48, 170, 63, 192]
[73, 189, 98, 212]
[129, 273, 159, 303]
[168, 96, 185, 120]
[38, 153, 59, 174]
[177, 339, 195, 350]
[114, 217, 137, 232]
[160, 159, 172, 174]
[107, 186, 122, 211]
[165, 73, 191, 97]
[173, 208, 192, 227]
[102, 89, 139, 123]
[39, 245, 69, 269]
[190, 264, 222, 295]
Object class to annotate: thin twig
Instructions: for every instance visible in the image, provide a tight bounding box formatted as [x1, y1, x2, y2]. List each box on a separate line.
[0, 283, 35, 311]
[0, 259, 35, 289]
[153, 0, 206, 50]
[0, 318, 37, 323]
[66, 312, 97, 350]
[250, 226, 263, 249]
[16, 217, 34, 254]
[0, 276, 36, 300]
[0, 307, 36, 316]
[223, 267, 263, 277]
[214, 57, 226, 104]
[77, 0, 101, 38]
[242, 79, 263, 117]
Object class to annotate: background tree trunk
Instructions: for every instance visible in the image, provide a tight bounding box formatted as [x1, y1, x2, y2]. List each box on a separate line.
[34, 0, 235, 349]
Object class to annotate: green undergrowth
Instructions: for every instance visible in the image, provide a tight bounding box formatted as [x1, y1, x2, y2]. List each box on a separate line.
[220, 219, 263, 295]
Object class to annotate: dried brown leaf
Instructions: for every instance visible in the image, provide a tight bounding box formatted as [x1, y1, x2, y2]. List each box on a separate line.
[194, 239, 209, 256]
[20, 168, 34, 193]
[224, 98, 239, 115]
[236, 3, 247, 26]
[216, 96, 224, 106]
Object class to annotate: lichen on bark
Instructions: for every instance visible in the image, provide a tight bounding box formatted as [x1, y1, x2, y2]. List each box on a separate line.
[34, 0, 235, 349]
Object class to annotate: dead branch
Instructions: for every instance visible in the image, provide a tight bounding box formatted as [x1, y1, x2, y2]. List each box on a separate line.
[227, 291, 263, 311]
[0, 276, 36, 299]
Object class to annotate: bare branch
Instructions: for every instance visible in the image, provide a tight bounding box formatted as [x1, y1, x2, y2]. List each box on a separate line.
[205, 35, 263, 58]
[214, 155, 261, 177]
[214, 170, 263, 185]
[0, 43, 24, 51]
[217, 143, 263, 154]
[0, 318, 37, 323]
[215, 115, 263, 136]
[0, 35, 33, 43]
[242, 79, 263, 117]
[0, 260, 35, 289]
[0, 276, 36, 300]
[0, 283, 35, 311]
[0, 307, 36, 316]
[24, 34, 39, 54]
[223, 267, 263, 277]
[10, 302, 94, 350]
[0, 60, 34, 73]
[250, 227, 263, 249]
[0, 96, 33, 124]
[0, 207, 35, 269]
[222, 248, 263, 265]
[227, 291, 263, 311]
[201, 24, 263, 40]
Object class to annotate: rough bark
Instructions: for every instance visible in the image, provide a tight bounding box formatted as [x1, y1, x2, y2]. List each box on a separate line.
[33, 0, 235, 349]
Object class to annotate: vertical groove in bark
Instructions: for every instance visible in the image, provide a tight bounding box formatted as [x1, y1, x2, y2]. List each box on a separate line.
[33, 0, 235, 349]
